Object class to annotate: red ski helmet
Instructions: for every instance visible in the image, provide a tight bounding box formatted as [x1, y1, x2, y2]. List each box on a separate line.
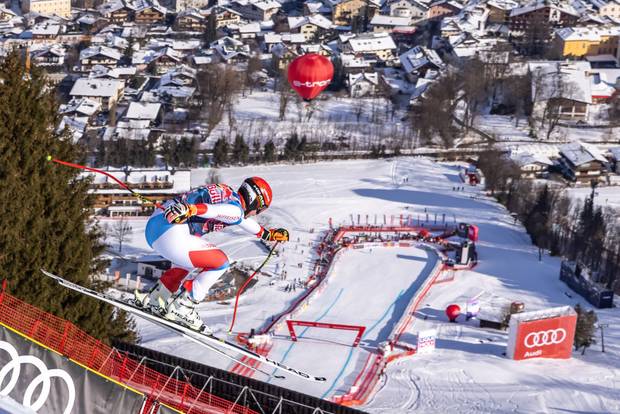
[238, 177, 272, 215]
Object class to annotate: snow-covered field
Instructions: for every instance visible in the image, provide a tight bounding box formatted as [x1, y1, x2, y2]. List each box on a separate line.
[105, 158, 620, 413]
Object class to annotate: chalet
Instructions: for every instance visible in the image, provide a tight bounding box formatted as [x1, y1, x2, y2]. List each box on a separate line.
[287, 14, 333, 41]
[207, 6, 243, 29]
[26, 22, 61, 40]
[427, 0, 463, 20]
[160, 65, 197, 87]
[125, 102, 162, 126]
[136, 255, 171, 279]
[347, 72, 380, 97]
[175, 8, 206, 32]
[340, 32, 397, 62]
[235, 22, 262, 39]
[388, 0, 428, 19]
[69, 78, 124, 111]
[31, 45, 65, 66]
[399, 46, 445, 81]
[148, 47, 184, 74]
[211, 36, 251, 63]
[59, 97, 101, 123]
[509, 151, 553, 178]
[327, 0, 369, 26]
[509, 1, 579, 35]
[231, 0, 280, 21]
[529, 61, 592, 121]
[99, 0, 133, 23]
[86, 169, 191, 217]
[557, 142, 608, 183]
[486, 0, 518, 24]
[79, 45, 122, 71]
[133, 1, 167, 25]
[370, 14, 411, 32]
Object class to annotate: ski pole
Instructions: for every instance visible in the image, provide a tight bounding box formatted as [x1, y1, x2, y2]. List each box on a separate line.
[47, 156, 163, 209]
[228, 241, 280, 333]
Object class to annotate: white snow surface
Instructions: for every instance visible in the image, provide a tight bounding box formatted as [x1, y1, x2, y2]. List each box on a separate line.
[0, 395, 36, 414]
[107, 158, 620, 413]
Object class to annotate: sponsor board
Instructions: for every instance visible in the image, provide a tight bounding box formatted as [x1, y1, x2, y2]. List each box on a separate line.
[416, 329, 437, 354]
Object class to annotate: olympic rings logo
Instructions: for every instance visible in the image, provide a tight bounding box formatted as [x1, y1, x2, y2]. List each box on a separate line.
[0, 340, 75, 413]
[524, 329, 567, 348]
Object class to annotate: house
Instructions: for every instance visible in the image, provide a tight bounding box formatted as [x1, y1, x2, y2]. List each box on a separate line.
[25, 22, 61, 40]
[370, 14, 411, 32]
[87, 169, 191, 217]
[59, 98, 102, 122]
[207, 6, 243, 29]
[588, 68, 620, 103]
[134, 1, 167, 25]
[509, 1, 579, 34]
[341, 32, 397, 62]
[174, 0, 209, 12]
[231, 0, 280, 21]
[399, 45, 444, 81]
[69, 78, 124, 111]
[160, 65, 197, 87]
[529, 61, 592, 121]
[327, 0, 369, 26]
[31, 45, 65, 66]
[509, 151, 553, 178]
[486, 0, 518, 24]
[427, 0, 463, 20]
[22, 0, 71, 18]
[557, 141, 608, 183]
[554, 26, 620, 58]
[211, 36, 251, 63]
[79, 45, 122, 71]
[99, 0, 133, 23]
[125, 102, 162, 125]
[175, 8, 206, 31]
[347, 72, 380, 97]
[136, 255, 171, 279]
[146, 47, 184, 74]
[592, 0, 620, 19]
[287, 14, 333, 41]
[236, 21, 262, 39]
[388, 0, 428, 19]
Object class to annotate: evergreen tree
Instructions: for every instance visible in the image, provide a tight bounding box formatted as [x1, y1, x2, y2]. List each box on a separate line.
[232, 134, 249, 164]
[573, 304, 598, 355]
[212, 137, 228, 166]
[525, 185, 552, 247]
[252, 140, 261, 163]
[0, 51, 136, 343]
[204, 13, 218, 45]
[263, 140, 276, 162]
[284, 133, 299, 160]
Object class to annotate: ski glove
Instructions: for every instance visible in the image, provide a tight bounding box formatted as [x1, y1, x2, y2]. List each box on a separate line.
[262, 228, 289, 242]
[164, 201, 197, 224]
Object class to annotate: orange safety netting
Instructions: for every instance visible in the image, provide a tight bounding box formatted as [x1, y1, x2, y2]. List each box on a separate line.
[0, 285, 258, 414]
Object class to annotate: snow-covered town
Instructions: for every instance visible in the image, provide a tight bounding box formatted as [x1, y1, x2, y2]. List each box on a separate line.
[0, 0, 620, 412]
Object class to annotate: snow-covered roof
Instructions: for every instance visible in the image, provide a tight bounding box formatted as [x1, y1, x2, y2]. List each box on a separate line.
[486, 0, 518, 10]
[529, 61, 593, 104]
[348, 72, 379, 86]
[239, 21, 262, 33]
[347, 32, 397, 52]
[560, 141, 608, 166]
[510, 0, 579, 17]
[556, 25, 620, 41]
[126, 102, 161, 120]
[288, 14, 333, 30]
[70, 78, 123, 98]
[510, 305, 576, 323]
[399, 46, 444, 74]
[59, 98, 101, 116]
[510, 151, 553, 167]
[80, 45, 122, 61]
[370, 14, 412, 26]
[85, 169, 191, 193]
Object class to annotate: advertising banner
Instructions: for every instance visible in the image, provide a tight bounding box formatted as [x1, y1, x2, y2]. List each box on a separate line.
[0, 325, 145, 413]
[416, 329, 437, 354]
[506, 309, 577, 360]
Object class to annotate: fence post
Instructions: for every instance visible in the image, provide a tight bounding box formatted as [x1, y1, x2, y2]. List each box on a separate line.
[58, 320, 71, 354]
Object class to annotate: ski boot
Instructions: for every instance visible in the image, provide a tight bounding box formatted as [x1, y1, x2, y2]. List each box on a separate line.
[164, 289, 210, 333]
[134, 281, 172, 315]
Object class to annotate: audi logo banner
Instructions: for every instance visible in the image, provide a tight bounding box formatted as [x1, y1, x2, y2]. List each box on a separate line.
[0, 325, 146, 413]
[506, 306, 577, 360]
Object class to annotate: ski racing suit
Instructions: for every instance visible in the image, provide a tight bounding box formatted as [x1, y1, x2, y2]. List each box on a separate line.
[145, 184, 265, 302]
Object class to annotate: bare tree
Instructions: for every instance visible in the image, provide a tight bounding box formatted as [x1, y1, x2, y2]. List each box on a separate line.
[108, 216, 133, 252]
[196, 64, 243, 136]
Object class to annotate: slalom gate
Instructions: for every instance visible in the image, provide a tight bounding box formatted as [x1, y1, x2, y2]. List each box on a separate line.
[241, 223, 476, 408]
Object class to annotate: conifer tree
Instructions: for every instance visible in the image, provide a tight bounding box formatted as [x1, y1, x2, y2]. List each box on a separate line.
[0, 51, 136, 343]
[263, 140, 276, 162]
[232, 134, 249, 164]
[212, 137, 228, 166]
[573, 304, 598, 355]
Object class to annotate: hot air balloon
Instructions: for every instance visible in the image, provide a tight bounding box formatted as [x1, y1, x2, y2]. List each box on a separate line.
[287, 54, 334, 101]
[445, 304, 461, 322]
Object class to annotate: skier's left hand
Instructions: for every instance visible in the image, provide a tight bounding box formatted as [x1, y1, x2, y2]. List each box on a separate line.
[268, 228, 289, 242]
[164, 201, 197, 224]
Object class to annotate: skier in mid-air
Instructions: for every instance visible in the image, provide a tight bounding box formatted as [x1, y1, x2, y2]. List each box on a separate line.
[135, 177, 289, 331]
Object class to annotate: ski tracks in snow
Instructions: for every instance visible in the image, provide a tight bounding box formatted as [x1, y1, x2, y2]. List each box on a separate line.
[365, 359, 420, 413]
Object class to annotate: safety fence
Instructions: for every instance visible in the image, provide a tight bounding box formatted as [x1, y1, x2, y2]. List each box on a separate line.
[0, 282, 258, 414]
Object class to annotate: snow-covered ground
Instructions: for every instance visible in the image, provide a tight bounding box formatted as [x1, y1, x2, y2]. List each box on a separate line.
[108, 158, 620, 413]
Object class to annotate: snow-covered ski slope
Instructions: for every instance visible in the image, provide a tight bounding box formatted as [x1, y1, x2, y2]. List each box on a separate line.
[108, 158, 620, 413]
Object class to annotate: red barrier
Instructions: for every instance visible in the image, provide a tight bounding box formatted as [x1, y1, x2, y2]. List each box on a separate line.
[0, 286, 257, 414]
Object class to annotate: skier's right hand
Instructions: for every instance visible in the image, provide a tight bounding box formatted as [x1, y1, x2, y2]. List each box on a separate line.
[164, 201, 197, 224]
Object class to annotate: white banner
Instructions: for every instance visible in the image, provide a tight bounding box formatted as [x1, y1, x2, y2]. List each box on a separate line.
[416, 329, 437, 354]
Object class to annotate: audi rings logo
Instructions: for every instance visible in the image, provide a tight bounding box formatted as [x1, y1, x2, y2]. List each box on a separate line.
[0, 341, 75, 413]
[524, 329, 567, 348]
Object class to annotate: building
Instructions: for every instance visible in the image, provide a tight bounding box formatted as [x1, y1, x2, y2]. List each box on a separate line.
[347, 72, 380, 97]
[87, 169, 191, 216]
[555, 26, 620, 58]
[231, 0, 280, 21]
[509, 1, 579, 34]
[427, 0, 463, 20]
[21, 0, 71, 18]
[529, 61, 592, 121]
[486, 0, 518, 24]
[175, 9, 207, 31]
[287, 14, 333, 41]
[79, 45, 122, 71]
[174, 0, 209, 12]
[134, 2, 167, 25]
[557, 141, 608, 183]
[207, 6, 243, 29]
[98, 0, 132, 23]
[31, 45, 65, 66]
[388, 0, 428, 19]
[592, 0, 620, 20]
[328, 0, 369, 26]
[369, 14, 411, 32]
[69, 78, 124, 111]
[341, 32, 397, 62]
[509, 151, 553, 178]
[399, 45, 444, 81]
